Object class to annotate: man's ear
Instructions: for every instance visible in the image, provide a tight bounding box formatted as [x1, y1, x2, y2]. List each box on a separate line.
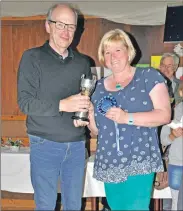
[45, 20, 50, 34]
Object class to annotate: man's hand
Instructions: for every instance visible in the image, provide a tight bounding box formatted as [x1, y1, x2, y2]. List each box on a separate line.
[59, 93, 90, 113]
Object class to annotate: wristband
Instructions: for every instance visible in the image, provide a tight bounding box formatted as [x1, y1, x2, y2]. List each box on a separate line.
[128, 113, 134, 125]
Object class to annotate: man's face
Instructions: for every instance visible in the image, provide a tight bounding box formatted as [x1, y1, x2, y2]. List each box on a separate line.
[46, 5, 77, 52]
[160, 57, 176, 80]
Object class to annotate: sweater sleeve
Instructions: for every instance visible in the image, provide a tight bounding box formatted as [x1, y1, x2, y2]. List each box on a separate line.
[161, 103, 183, 146]
[160, 125, 172, 146]
[17, 51, 60, 116]
[174, 103, 183, 122]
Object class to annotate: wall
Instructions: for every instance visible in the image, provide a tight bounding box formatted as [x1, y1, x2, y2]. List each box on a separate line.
[1, 17, 183, 149]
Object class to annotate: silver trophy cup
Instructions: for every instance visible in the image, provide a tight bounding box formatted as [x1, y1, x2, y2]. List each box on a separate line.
[72, 74, 96, 121]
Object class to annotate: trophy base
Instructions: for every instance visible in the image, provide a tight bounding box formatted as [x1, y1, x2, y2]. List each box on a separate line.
[72, 115, 89, 122]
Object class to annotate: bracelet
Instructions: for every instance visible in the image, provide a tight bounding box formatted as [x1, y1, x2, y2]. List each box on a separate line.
[128, 113, 134, 125]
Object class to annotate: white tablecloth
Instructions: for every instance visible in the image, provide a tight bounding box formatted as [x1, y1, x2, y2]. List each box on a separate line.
[1, 148, 171, 198]
[1, 147, 34, 193]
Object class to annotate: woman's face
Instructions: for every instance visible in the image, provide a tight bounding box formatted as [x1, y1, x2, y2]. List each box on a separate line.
[103, 41, 129, 72]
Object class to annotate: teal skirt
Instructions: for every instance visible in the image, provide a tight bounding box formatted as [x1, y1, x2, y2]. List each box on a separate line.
[104, 173, 155, 210]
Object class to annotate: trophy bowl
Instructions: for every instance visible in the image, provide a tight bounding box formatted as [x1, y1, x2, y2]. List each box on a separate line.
[72, 74, 96, 122]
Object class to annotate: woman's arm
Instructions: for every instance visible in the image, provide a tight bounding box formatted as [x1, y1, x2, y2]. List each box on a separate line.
[106, 83, 171, 127]
[73, 102, 99, 134]
[87, 103, 98, 135]
[161, 126, 183, 146]
[129, 83, 171, 127]
[161, 125, 173, 146]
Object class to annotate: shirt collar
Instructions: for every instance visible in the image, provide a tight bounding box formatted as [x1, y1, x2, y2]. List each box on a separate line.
[44, 40, 74, 60]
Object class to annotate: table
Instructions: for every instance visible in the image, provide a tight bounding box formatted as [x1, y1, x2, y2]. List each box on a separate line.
[1, 147, 171, 209]
[1, 147, 33, 193]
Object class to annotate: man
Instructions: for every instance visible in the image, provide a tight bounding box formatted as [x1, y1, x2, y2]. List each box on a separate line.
[159, 52, 181, 211]
[160, 52, 182, 106]
[17, 4, 91, 210]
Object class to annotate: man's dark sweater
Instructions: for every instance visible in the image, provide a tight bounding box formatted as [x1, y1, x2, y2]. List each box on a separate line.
[17, 41, 91, 142]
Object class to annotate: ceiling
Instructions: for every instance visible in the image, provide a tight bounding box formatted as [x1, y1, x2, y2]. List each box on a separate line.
[1, 0, 183, 25]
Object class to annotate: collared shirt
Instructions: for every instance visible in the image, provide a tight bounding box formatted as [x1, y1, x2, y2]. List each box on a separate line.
[45, 40, 74, 63]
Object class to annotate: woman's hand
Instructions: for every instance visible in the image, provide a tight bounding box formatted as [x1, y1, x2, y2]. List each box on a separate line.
[73, 119, 89, 127]
[171, 127, 183, 138]
[88, 102, 95, 121]
[105, 107, 128, 124]
[73, 102, 94, 127]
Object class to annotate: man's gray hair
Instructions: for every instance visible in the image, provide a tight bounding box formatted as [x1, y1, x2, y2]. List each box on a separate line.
[160, 52, 180, 68]
[46, 3, 78, 23]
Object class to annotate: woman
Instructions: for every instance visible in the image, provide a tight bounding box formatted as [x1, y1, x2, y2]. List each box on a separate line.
[161, 83, 183, 210]
[177, 177, 183, 210]
[74, 29, 171, 210]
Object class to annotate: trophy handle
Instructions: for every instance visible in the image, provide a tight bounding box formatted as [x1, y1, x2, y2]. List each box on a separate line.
[81, 74, 96, 81]
[92, 74, 97, 83]
[90, 74, 97, 94]
[81, 74, 85, 79]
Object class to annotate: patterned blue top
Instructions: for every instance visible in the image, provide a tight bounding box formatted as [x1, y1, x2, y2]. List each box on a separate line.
[91, 67, 166, 183]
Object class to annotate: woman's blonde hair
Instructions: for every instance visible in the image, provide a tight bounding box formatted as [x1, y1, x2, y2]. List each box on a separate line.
[98, 29, 136, 67]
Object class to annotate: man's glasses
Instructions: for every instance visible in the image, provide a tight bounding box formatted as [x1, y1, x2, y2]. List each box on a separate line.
[48, 20, 76, 32]
[160, 64, 175, 70]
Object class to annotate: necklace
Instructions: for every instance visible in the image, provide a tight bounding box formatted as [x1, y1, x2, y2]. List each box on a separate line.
[114, 67, 135, 90]
[116, 83, 123, 90]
